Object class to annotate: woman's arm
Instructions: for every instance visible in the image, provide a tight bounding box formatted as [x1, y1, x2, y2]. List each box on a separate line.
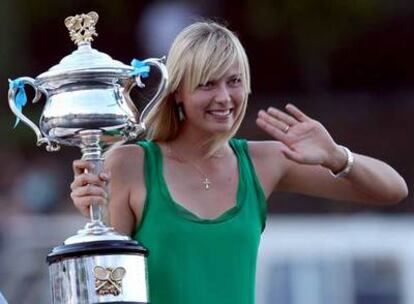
[71, 144, 146, 236]
[105, 145, 146, 235]
[254, 104, 408, 204]
[279, 149, 407, 204]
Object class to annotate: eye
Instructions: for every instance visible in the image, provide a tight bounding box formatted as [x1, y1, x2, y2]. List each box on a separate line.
[229, 77, 242, 86]
[198, 81, 215, 89]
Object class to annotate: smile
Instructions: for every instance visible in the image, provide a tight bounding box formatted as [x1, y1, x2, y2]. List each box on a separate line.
[206, 109, 233, 118]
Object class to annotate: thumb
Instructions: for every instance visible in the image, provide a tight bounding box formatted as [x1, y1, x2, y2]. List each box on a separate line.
[99, 171, 111, 181]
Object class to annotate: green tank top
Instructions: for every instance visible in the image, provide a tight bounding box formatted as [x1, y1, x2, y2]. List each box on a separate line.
[133, 138, 266, 304]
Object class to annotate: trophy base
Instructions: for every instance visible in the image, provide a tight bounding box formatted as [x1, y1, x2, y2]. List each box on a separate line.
[47, 240, 149, 304]
[47, 219, 150, 303]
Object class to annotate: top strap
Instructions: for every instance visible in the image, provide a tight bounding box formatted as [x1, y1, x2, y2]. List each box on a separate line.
[230, 138, 267, 230]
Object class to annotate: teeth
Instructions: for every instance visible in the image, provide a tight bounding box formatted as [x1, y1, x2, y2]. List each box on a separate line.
[208, 109, 231, 116]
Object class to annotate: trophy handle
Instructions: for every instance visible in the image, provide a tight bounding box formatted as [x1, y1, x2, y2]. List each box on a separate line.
[129, 57, 168, 131]
[8, 77, 60, 152]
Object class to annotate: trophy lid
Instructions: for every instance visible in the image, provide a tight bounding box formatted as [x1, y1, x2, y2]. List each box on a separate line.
[36, 11, 133, 85]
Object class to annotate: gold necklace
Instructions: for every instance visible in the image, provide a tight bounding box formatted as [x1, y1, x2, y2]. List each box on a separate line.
[168, 144, 212, 190]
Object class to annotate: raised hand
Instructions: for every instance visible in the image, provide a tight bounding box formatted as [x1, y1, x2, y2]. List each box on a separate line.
[256, 104, 346, 170]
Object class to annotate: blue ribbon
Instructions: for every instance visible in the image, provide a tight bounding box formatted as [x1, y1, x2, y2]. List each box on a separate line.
[8, 79, 27, 128]
[129, 59, 150, 78]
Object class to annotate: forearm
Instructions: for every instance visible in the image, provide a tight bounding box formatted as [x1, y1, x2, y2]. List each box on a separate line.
[325, 152, 408, 204]
[279, 150, 408, 205]
[256, 104, 408, 205]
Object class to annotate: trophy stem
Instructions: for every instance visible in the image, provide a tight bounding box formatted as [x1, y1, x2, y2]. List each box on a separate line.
[79, 130, 108, 230]
[64, 129, 132, 244]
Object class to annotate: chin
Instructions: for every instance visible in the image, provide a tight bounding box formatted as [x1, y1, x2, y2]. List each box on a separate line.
[205, 123, 233, 135]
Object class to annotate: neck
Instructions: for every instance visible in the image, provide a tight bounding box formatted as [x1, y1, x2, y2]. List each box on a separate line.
[169, 124, 227, 160]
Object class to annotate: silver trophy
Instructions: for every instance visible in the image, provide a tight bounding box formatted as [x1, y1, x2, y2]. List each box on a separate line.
[8, 12, 168, 303]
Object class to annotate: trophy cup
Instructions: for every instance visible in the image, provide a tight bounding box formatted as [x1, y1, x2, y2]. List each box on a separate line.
[8, 12, 168, 303]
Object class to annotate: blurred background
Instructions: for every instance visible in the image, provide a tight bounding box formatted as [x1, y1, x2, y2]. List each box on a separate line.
[0, 0, 413, 303]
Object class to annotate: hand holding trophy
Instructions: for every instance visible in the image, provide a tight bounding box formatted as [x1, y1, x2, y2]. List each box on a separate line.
[8, 11, 167, 303]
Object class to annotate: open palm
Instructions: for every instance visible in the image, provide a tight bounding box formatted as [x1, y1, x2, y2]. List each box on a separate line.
[256, 104, 339, 166]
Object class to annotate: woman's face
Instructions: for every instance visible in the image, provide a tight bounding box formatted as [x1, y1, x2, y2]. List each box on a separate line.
[178, 63, 245, 136]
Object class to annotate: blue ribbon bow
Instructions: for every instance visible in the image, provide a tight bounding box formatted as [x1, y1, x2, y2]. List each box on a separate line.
[129, 59, 150, 78]
[8, 79, 27, 128]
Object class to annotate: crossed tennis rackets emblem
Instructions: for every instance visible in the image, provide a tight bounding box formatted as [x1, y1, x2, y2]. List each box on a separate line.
[94, 266, 126, 296]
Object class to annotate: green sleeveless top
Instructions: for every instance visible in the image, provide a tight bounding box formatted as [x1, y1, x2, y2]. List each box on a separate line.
[133, 138, 266, 304]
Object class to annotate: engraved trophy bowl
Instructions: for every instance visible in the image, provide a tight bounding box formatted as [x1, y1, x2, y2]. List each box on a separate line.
[7, 12, 167, 303]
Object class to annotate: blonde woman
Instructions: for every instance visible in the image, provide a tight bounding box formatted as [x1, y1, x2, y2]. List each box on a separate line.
[71, 21, 408, 304]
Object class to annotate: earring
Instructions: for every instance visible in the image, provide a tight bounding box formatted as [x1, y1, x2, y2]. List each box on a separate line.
[177, 103, 185, 121]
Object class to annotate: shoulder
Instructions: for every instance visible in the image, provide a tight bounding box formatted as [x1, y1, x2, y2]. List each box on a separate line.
[106, 143, 144, 162]
[246, 140, 288, 164]
[104, 144, 145, 180]
[244, 140, 289, 197]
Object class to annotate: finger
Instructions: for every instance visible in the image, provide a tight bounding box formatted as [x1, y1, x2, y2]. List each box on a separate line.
[72, 184, 107, 198]
[285, 104, 311, 122]
[71, 195, 106, 217]
[267, 107, 298, 126]
[70, 173, 105, 189]
[99, 171, 111, 182]
[70, 186, 107, 202]
[258, 110, 290, 132]
[73, 160, 95, 176]
[256, 117, 289, 142]
[72, 198, 90, 217]
[73, 173, 104, 188]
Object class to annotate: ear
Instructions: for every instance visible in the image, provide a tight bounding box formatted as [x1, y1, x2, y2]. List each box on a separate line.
[174, 87, 184, 105]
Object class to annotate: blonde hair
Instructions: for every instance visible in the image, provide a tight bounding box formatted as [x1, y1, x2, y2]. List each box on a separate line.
[144, 21, 251, 156]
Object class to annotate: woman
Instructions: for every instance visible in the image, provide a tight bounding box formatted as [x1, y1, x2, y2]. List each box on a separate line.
[71, 21, 408, 304]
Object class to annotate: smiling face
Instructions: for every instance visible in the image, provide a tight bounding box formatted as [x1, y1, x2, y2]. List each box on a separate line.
[177, 63, 245, 136]
[145, 22, 251, 149]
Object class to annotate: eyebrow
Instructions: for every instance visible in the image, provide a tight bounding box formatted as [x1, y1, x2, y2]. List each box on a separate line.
[203, 73, 241, 83]
[226, 73, 242, 79]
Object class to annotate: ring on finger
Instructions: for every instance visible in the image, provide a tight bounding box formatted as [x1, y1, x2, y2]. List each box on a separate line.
[283, 125, 290, 133]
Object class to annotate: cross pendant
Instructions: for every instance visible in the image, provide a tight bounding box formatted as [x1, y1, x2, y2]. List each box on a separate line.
[203, 177, 211, 190]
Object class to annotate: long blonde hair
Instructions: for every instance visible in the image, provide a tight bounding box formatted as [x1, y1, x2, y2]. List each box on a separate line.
[144, 21, 251, 155]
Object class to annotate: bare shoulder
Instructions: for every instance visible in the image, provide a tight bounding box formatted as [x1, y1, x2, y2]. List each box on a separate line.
[104, 144, 145, 183]
[105, 144, 144, 168]
[105, 143, 144, 160]
[247, 140, 287, 162]
[245, 140, 289, 197]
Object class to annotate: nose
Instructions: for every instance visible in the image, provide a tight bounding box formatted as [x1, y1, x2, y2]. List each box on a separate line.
[214, 83, 231, 104]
